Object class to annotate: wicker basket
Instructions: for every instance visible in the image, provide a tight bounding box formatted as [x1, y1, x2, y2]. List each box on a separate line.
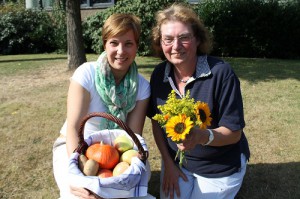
[68, 112, 149, 198]
[74, 112, 148, 162]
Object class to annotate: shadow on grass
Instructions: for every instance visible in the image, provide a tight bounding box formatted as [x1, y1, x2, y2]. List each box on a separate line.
[237, 162, 300, 199]
[0, 57, 67, 63]
[1, 55, 299, 83]
[148, 170, 160, 198]
[148, 162, 300, 199]
[225, 58, 300, 83]
[138, 57, 300, 83]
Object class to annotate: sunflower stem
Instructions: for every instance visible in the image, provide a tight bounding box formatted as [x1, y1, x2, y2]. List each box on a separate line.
[179, 151, 185, 168]
[175, 149, 185, 168]
[175, 149, 180, 162]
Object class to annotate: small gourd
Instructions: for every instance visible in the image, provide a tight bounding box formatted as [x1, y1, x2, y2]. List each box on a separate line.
[97, 169, 113, 178]
[78, 154, 88, 172]
[83, 159, 99, 176]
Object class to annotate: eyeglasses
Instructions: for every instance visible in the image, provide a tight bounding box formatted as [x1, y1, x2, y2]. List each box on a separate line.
[161, 34, 193, 46]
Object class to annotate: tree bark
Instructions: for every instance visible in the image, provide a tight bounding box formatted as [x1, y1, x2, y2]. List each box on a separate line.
[66, 0, 86, 70]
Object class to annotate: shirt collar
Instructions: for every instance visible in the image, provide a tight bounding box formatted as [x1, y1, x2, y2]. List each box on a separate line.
[163, 55, 211, 83]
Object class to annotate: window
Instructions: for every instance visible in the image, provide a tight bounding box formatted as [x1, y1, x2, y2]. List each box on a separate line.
[189, 0, 200, 4]
[1, 0, 21, 4]
[42, 0, 53, 9]
[80, 0, 115, 8]
[23, 0, 115, 10]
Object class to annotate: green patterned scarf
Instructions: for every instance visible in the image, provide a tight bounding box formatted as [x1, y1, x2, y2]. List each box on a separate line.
[95, 51, 138, 129]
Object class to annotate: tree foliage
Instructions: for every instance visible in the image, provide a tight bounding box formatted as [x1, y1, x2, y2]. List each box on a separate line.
[83, 0, 188, 56]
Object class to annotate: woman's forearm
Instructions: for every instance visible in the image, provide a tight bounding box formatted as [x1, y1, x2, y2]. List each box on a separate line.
[66, 80, 90, 156]
[195, 126, 242, 147]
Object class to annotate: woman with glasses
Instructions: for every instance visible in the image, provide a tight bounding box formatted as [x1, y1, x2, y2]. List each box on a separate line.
[148, 3, 250, 199]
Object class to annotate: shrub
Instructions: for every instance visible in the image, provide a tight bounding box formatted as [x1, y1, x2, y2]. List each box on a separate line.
[0, 1, 24, 14]
[196, 0, 300, 58]
[83, 0, 188, 56]
[0, 9, 57, 54]
[51, 7, 67, 53]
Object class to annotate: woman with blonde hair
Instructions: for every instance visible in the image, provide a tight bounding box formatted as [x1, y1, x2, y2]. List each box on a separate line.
[148, 3, 250, 199]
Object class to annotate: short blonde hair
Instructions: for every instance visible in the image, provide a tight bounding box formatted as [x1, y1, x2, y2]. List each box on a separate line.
[102, 13, 141, 46]
[152, 3, 212, 59]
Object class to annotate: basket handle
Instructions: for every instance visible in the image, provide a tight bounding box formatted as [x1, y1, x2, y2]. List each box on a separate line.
[74, 112, 149, 163]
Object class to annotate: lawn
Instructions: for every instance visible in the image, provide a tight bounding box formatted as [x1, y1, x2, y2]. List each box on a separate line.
[0, 54, 299, 199]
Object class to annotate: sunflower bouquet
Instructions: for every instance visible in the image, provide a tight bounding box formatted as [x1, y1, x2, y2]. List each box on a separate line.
[152, 90, 212, 167]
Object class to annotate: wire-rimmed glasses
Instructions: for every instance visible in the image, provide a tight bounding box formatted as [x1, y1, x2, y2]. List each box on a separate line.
[161, 33, 194, 46]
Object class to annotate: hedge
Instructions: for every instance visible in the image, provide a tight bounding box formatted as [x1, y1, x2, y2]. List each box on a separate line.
[1, 0, 299, 58]
[196, 0, 300, 58]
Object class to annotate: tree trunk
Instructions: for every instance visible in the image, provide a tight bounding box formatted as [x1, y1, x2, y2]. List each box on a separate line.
[66, 0, 86, 70]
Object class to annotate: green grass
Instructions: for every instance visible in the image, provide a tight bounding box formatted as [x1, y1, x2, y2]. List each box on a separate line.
[0, 53, 67, 76]
[0, 54, 299, 199]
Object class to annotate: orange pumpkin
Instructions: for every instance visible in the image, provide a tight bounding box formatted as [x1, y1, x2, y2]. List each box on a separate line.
[86, 142, 120, 169]
[97, 169, 113, 178]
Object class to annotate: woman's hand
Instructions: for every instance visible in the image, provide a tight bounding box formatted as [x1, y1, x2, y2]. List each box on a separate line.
[177, 128, 202, 151]
[177, 127, 242, 150]
[162, 161, 188, 199]
[151, 120, 188, 198]
[70, 186, 103, 199]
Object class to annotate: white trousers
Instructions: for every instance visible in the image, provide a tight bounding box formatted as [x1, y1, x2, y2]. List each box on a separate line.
[160, 154, 247, 199]
[52, 137, 156, 199]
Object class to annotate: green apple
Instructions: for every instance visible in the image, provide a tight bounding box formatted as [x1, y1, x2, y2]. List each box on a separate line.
[120, 149, 139, 164]
[113, 162, 130, 176]
[113, 135, 134, 153]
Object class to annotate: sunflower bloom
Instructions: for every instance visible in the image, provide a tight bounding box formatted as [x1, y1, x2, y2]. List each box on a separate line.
[195, 102, 212, 129]
[165, 114, 193, 142]
[152, 90, 213, 168]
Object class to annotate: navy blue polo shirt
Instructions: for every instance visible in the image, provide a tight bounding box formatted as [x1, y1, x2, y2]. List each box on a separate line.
[148, 55, 250, 178]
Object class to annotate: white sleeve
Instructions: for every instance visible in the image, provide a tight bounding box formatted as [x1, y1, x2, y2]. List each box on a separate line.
[137, 74, 150, 101]
[71, 62, 96, 92]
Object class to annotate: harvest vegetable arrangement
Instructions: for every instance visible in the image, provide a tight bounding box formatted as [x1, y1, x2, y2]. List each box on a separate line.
[78, 135, 139, 178]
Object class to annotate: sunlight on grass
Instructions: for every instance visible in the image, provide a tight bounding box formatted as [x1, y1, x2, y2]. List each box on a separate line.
[0, 53, 67, 76]
[0, 54, 299, 198]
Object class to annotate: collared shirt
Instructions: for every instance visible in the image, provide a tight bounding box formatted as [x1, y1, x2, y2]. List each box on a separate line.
[163, 55, 212, 98]
[163, 55, 211, 82]
[148, 55, 250, 178]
